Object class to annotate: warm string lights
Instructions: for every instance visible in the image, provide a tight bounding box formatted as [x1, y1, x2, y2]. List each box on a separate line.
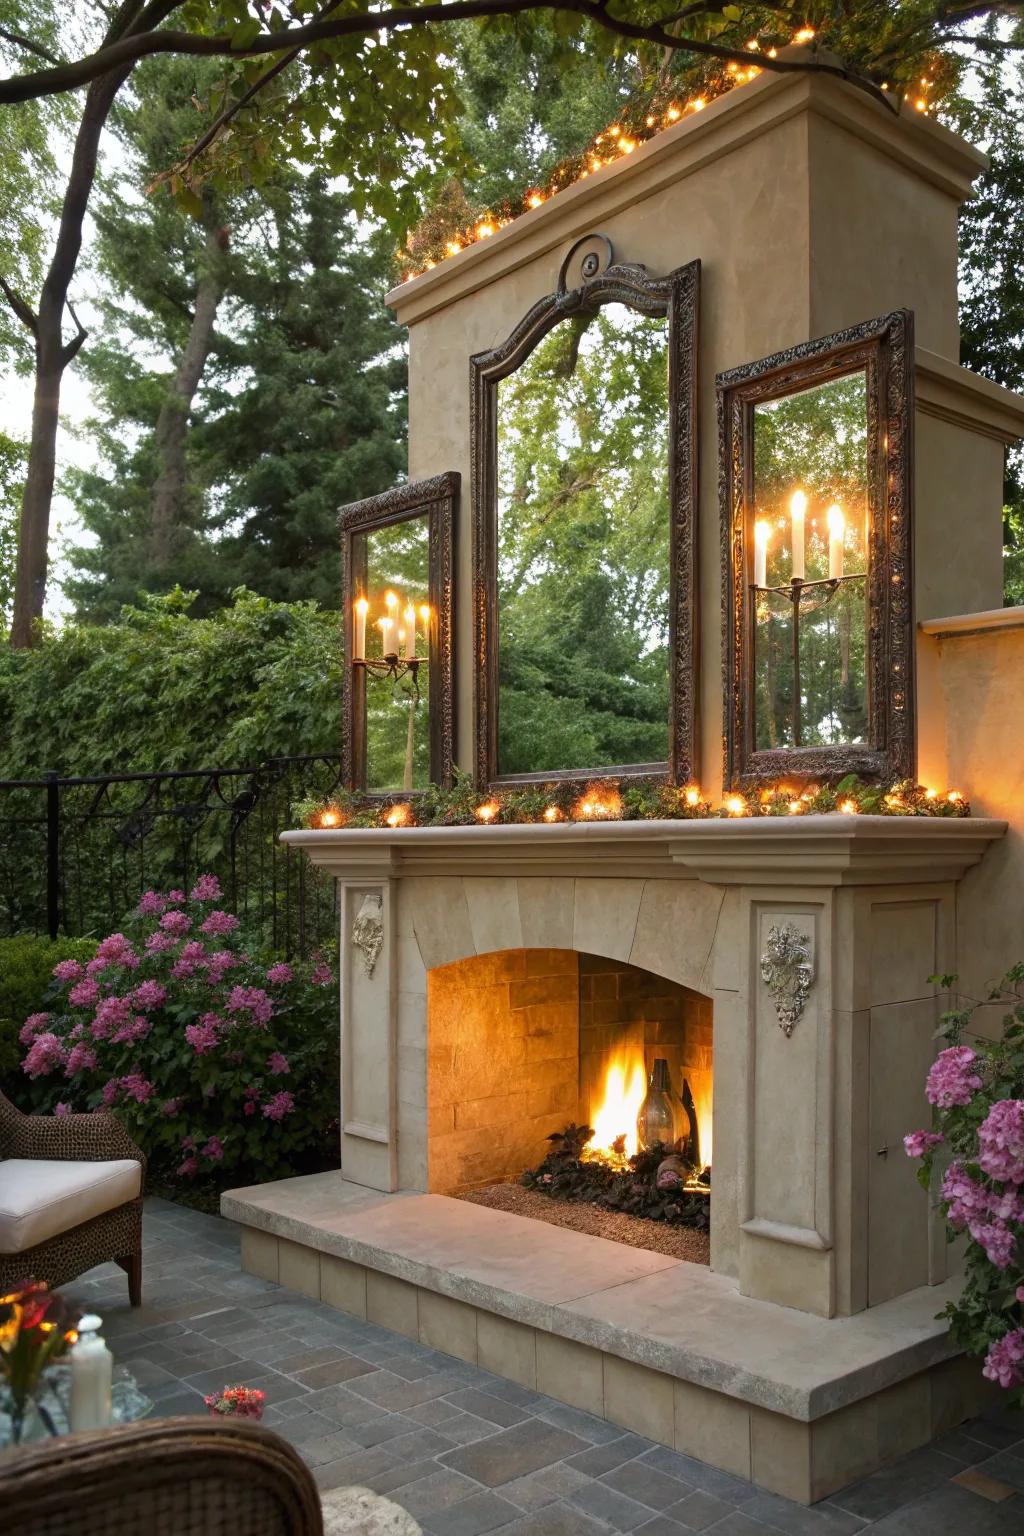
[305, 776, 970, 831]
[399, 31, 818, 282]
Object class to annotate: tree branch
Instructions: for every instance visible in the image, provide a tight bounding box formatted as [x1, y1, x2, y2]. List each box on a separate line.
[61, 299, 88, 366]
[0, 273, 38, 335]
[169, 0, 349, 184]
[0, 24, 62, 65]
[0, 2, 891, 108]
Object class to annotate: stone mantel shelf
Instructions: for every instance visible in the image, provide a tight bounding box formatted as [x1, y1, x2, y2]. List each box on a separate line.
[281, 814, 1006, 888]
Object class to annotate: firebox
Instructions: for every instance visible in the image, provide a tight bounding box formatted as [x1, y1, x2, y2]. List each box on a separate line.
[425, 948, 712, 1198]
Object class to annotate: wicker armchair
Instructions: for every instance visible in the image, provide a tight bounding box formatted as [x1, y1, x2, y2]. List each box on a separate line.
[0, 1417, 324, 1536]
[0, 1092, 145, 1304]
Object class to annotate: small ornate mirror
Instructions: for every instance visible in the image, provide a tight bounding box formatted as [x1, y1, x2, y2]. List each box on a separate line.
[718, 311, 914, 786]
[340, 474, 457, 793]
[472, 239, 700, 786]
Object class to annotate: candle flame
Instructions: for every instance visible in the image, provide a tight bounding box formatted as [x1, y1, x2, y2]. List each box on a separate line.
[355, 596, 369, 616]
[683, 785, 701, 807]
[573, 785, 623, 820]
[725, 794, 746, 816]
[384, 591, 398, 611]
[827, 504, 845, 537]
[318, 807, 342, 829]
[755, 520, 770, 549]
[790, 489, 807, 518]
[385, 803, 413, 828]
[475, 800, 500, 823]
[543, 805, 563, 822]
[838, 799, 858, 814]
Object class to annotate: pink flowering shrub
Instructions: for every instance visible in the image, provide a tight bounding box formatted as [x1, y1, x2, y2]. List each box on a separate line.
[16, 877, 338, 1185]
[906, 964, 1024, 1400]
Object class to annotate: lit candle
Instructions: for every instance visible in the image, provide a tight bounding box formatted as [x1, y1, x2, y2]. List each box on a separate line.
[754, 520, 770, 589]
[353, 596, 368, 660]
[827, 504, 845, 581]
[789, 490, 807, 582]
[418, 604, 431, 654]
[404, 605, 417, 660]
[378, 616, 393, 655]
[384, 590, 399, 617]
[70, 1314, 113, 1431]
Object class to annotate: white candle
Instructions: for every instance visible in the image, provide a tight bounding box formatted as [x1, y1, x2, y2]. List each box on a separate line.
[404, 606, 417, 660]
[353, 596, 368, 660]
[418, 604, 431, 654]
[70, 1314, 112, 1431]
[754, 521, 769, 589]
[378, 616, 393, 655]
[789, 490, 807, 582]
[827, 504, 845, 581]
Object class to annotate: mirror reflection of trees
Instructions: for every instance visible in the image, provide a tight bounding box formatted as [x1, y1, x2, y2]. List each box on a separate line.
[751, 372, 870, 750]
[357, 518, 431, 790]
[496, 303, 671, 776]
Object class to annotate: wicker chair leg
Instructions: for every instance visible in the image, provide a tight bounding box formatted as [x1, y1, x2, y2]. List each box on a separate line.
[116, 1250, 142, 1306]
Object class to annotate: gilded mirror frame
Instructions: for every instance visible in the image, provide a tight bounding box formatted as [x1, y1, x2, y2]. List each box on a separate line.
[340, 472, 457, 793]
[718, 310, 914, 788]
[471, 246, 701, 788]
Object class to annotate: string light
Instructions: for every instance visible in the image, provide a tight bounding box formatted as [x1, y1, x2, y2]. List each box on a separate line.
[311, 778, 972, 831]
[401, 25, 830, 280]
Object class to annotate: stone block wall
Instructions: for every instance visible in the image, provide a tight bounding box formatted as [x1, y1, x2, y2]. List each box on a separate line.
[427, 949, 581, 1191]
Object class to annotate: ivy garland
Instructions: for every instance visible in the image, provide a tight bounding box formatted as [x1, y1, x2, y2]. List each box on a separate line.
[297, 772, 970, 831]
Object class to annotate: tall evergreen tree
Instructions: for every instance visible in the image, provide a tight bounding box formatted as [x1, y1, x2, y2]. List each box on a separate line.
[66, 142, 405, 616]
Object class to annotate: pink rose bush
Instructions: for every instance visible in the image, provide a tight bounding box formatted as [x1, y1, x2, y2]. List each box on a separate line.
[906, 963, 1024, 1399]
[18, 877, 338, 1185]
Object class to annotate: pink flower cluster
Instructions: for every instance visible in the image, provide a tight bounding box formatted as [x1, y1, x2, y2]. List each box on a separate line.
[52, 959, 83, 982]
[983, 1327, 1024, 1389]
[23, 1031, 66, 1078]
[191, 875, 223, 902]
[262, 1090, 295, 1122]
[903, 1130, 944, 1159]
[65, 1042, 97, 1078]
[19, 1012, 51, 1046]
[88, 933, 139, 972]
[185, 1015, 223, 1055]
[119, 1072, 154, 1103]
[201, 910, 239, 938]
[978, 1100, 1024, 1185]
[226, 986, 273, 1028]
[266, 963, 293, 986]
[941, 1163, 1024, 1269]
[925, 1046, 983, 1109]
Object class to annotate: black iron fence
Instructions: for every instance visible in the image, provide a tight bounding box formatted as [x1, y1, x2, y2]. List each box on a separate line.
[0, 755, 343, 957]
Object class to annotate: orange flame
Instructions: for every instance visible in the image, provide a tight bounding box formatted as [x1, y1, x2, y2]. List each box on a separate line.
[574, 784, 623, 821]
[590, 1049, 648, 1159]
[385, 803, 413, 828]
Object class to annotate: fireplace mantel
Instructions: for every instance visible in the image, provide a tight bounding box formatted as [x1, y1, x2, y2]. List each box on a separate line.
[282, 814, 1005, 887]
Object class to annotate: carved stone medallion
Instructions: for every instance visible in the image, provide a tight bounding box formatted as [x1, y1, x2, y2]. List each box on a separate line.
[760, 922, 813, 1037]
[351, 893, 384, 978]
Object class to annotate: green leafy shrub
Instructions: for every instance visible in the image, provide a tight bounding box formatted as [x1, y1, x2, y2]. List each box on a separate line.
[16, 877, 338, 1186]
[0, 935, 97, 1090]
[906, 966, 1024, 1399]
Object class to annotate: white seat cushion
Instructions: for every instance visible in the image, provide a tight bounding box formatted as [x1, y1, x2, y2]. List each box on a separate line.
[0, 1158, 142, 1254]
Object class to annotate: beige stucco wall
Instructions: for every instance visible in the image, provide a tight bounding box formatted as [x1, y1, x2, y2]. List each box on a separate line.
[919, 624, 1024, 1002]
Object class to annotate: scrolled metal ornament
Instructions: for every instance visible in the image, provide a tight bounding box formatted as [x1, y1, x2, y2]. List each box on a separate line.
[760, 922, 813, 1038]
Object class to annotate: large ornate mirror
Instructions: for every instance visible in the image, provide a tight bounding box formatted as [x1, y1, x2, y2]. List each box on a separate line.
[340, 474, 456, 793]
[472, 242, 700, 786]
[719, 311, 913, 786]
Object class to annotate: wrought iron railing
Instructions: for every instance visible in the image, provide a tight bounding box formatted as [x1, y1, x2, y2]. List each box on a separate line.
[0, 755, 343, 957]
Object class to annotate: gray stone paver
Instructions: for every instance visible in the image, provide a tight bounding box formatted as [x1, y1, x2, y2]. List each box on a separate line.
[61, 1197, 1024, 1536]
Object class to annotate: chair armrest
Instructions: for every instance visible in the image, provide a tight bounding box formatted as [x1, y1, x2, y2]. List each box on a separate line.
[8, 1110, 145, 1171]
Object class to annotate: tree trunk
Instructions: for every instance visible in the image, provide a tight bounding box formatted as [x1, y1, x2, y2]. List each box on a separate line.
[6, 1, 181, 647]
[150, 214, 229, 568]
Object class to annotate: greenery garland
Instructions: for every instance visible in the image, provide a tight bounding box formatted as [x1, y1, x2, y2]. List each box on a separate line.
[297, 771, 970, 830]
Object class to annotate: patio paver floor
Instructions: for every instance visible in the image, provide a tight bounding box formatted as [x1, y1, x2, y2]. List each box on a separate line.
[61, 1198, 1024, 1535]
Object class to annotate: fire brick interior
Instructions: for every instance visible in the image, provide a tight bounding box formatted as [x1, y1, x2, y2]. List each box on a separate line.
[426, 948, 712, 1195]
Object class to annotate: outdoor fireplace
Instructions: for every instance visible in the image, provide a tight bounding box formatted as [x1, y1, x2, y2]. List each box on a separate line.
[425, 948, 712, 1198]
[228, 66, 1024, 1502]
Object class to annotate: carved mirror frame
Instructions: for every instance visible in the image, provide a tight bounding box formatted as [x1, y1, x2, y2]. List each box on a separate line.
[340, 472, 457, 793]
[471, 243, 701, 788]
[718, 310, 915, 788]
